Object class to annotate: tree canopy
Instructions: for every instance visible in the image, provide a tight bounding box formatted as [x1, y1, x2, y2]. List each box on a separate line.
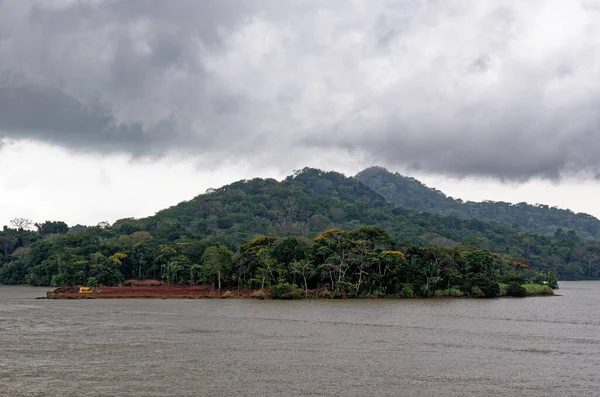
[356, 166, 600, 240]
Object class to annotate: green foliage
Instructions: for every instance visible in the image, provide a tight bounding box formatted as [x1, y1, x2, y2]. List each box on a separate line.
[530, 271, 547, 285]
[86, 277, 99, 287]
[335, 281, 359, 298]
[480, 282, 500, 298]
[0, 260, 28, 285]
[503, 272, 526, 284]
[269, 283, 304, 300]
[189, 264, 204, 286]
[50, 273, 68, 287]
[506, 282, 527, 297]
[162, 261, 182, 285]
[470, 286, 484, 297]
[0, 216, 561, 299]
[357, 166, 600, 240]
[548, 271, 559, 289]
[499, 283, 508, 296]
[312, 288, 333, 299]
[35, 221, 69, 236]
[401, 283, 415, 298]
[202, 245, 233, 290]
[529, 270, 559, 290]
[523, 284, 554, 296]
[434, 288, 464, 297]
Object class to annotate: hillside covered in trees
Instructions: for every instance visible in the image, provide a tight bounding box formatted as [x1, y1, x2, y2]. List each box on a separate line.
[356, 166, 600, 239]
[1, 168, 600, 286]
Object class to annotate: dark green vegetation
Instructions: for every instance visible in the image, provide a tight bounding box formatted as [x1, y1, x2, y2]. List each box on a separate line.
[0, 167, 598, 288]
[357, 166, 600, 239]
[234, 228, 556, 298]
[0, 222, 556, 298]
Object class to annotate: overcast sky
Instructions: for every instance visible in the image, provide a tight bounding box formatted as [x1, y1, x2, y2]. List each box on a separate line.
[1, 0, 600, 227]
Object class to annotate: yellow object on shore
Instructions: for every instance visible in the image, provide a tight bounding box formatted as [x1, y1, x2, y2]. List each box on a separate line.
[79, 287, 93, 294]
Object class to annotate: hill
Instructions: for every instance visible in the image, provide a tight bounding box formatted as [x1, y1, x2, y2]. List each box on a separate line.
[118, 167, 525, 248]
[1, 167, 599, 286]
[356, 166, 600, 240]
[111, 167, 597, 279]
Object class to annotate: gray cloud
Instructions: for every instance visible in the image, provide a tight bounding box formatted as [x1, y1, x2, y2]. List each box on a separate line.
[0, 0, 599, 180]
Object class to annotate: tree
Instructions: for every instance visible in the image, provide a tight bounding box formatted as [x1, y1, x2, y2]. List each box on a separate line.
[290, 259, 315, 295]
[234, 236, 277, 288]
[35, 221, 69, 235]
[547, 271, 559, 289]
[132, 239, 160, 279]
[162, 261, 181, 285]
[581, 246, 600, 278]
[349, 227, 395, 251]
[420, 261, 442, 296]
[314, 229, 351, 291]
[97, 221, 110, 229]
[88, 252, 123, 286]
[378, 251, 406, 293]
[108, 252, 128, 266]
[10, 218, 33, 231]
[119, 231, 153, 247]
[202, 245, 233, 291]
[189, 264, 204, 286]
[156, 246, 177, 277]
[167, 256, 192, 285]
[506, 282, 526, 297]
[481, 281, 500, 298]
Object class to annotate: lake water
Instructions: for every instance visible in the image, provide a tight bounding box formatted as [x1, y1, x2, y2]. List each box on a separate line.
[1, 282, 600, 396]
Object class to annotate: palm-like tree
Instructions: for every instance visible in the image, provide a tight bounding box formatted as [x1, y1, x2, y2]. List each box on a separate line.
[162, 261, 181, 285]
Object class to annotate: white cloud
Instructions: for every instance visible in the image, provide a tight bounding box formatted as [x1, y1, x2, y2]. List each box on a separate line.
[0, 141, 277, 226]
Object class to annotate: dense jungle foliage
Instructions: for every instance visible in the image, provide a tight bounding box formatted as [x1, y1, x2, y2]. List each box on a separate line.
[0, 224, 556, 298]
[357, 166, 600, 239]
[1, 168, 599, 286]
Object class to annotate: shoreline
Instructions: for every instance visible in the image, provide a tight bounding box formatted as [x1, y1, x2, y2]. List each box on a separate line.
[42, 285, 555, 300]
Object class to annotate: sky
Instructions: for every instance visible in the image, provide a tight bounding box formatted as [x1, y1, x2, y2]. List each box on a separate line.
[1, 0, 600, 227]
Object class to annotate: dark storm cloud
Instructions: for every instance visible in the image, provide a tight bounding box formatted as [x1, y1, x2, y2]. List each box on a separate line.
[0, 0, 599, 180]
[0, 79, 181, 155]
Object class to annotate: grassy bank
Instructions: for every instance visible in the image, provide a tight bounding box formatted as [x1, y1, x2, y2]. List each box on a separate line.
[522, 284, 554, 296]
[498, 283, 554, 297]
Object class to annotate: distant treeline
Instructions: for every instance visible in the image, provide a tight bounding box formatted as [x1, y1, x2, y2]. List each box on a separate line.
[357, 166, 600, 239]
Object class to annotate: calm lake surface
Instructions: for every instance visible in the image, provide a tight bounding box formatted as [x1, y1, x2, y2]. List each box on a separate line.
[1, 282, 600, 396]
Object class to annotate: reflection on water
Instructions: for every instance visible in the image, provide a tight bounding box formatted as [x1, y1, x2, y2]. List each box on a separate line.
[1, 282, 600, 396]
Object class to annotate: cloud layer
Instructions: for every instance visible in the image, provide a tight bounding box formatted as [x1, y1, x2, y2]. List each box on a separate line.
[1, 0, 600, 179]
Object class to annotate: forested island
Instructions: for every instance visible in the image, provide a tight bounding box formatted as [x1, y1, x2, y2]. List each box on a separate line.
[43, 227, 555, 299]
[2, 167, 600, 297]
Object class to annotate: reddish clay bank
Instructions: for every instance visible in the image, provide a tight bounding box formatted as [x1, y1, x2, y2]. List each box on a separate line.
[46, 284, 252, 299]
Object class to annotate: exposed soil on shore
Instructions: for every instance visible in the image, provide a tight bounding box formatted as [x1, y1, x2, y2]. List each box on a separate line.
[46, 284, 255, 299]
